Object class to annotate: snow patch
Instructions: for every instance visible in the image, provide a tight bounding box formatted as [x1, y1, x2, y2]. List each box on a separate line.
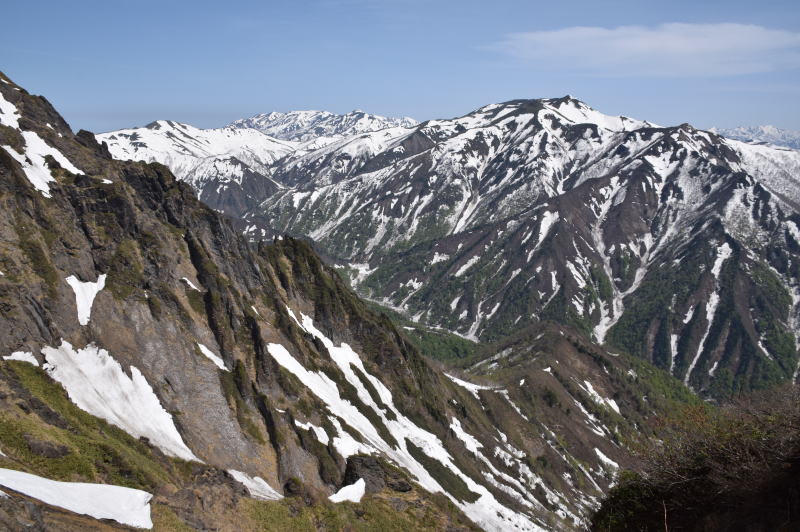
[3, 351, 38, 366]
[180, 277, 201, 291]
[42, 340, 198, 461]
[196, 343, 228, 371]
[594, 449, 619, 470]
[3, 131, 84, 197]
[65, 274, 106, 326]
[228, 470, 282, 501]
[329, 478, 366, 503]
[444, 373, 495, 400]
[455, 255, 481, 277]
[0, 468, 152, 529]
[294, 419, 330, 446]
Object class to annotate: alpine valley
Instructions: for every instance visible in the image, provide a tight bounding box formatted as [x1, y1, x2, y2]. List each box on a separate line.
[0, 64, 797, 532]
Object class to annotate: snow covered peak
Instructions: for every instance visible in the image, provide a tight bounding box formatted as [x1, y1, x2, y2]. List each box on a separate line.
[96, 121, 295, 181]
[229, 109, 417, 144]
[710, 125, 800, 150]
[540, 96, 654, 131]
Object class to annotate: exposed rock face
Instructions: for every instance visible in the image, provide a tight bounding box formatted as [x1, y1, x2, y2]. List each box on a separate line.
[0, 71, 699, 530]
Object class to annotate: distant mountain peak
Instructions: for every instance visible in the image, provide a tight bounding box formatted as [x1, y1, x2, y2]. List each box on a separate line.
[710, 125, 800, 150]
[229, 109, 417, 143]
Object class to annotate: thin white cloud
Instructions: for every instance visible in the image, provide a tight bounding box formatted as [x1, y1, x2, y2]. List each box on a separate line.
[492, 23, 800, 77]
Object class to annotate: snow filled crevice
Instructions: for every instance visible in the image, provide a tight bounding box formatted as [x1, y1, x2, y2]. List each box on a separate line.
[0, 468, 153, 529]
[65, 274, 106, 326]
[42, 340, 199, 461]
[267, 307, 543, 531]
[197, 343, 228, 371]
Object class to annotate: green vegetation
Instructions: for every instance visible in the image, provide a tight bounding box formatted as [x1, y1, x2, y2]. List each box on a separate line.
[0, 362, 185, 490]
[15, 221, 59, 298]
[106, 238, 144, 300]
[367, 302, 478, 363]
[593, 387, 800, 531]
[185, 286, 206, 315]
[244, 488, 477, 531]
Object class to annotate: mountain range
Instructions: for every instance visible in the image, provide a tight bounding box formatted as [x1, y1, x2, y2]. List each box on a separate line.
[0, 72, 707, 531]
[99, 97, 800, 401]
[3, 65, 800, 531]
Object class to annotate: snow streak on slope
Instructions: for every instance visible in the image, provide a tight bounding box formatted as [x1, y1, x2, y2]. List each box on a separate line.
[227, 470, 282, 501]
[267, 307, 543, 531]
[42, 340, 198, 461]
[0, 468, 153, 529]
[197, 343, 228, 371]
[684, 243, 732, 387]
[65, 274, 106, 326]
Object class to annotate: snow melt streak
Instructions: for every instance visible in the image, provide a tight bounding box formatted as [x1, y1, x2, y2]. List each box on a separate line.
[267, 308, 543, 531]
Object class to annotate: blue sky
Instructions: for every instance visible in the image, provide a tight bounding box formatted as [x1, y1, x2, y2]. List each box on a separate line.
[2, 0, 799, 132]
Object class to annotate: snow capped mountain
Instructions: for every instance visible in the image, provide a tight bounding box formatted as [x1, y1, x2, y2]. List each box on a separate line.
[7, 70, 696, 531]
[98, 119, 295, 178]
[248, 96, 800, 399]
[96, 120, 294, 217]
[97, 93, 800, 400]
[710, 125, 800, 150]
[229, 109, 417, 145]
[98, 112, 417, 216]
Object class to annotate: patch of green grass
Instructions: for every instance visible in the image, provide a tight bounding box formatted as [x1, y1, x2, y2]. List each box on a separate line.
[106, 238, 144, 300]
[244, 490, 474, 531]
[185, 287, 205, 315]
[151, 504, 195, 531]
[15, 221, 59, 298]
[0, 362, 181, 490]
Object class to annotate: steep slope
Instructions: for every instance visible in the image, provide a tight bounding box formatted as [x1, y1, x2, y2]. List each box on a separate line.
[0, 72, 693, 530]
[243, 98, 800, 400]
[230, 109, 417, 146]
[711, 125, 800, 150]
[96, 121, 294, 218]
